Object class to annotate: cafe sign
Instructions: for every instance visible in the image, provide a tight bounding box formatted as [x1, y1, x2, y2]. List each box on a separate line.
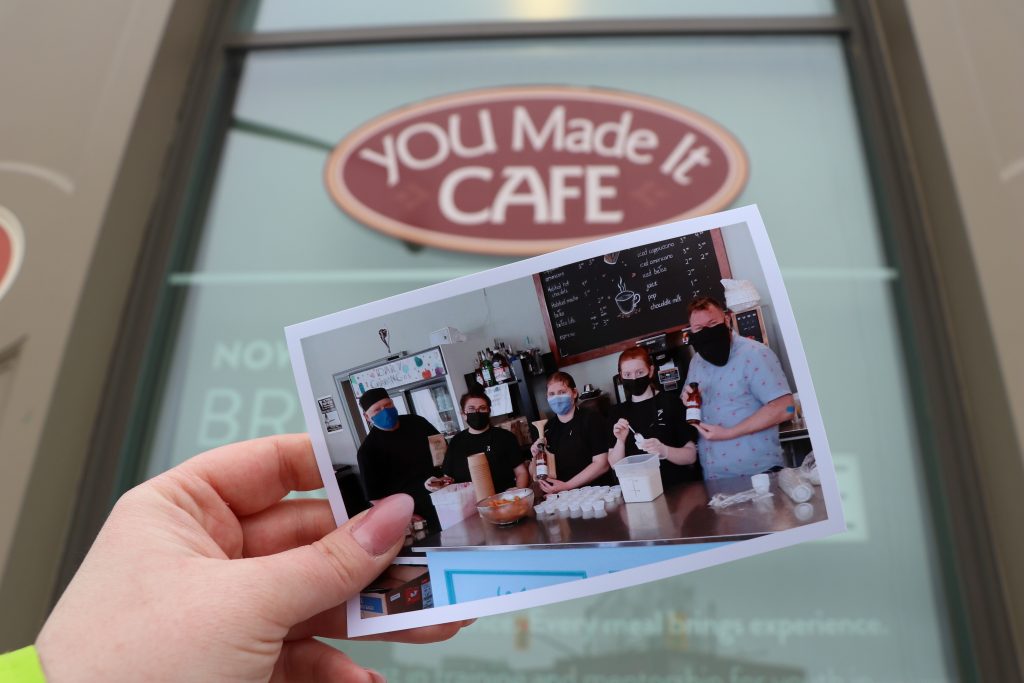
[0, 205, 25, 303]
[325, 86, 747, 255]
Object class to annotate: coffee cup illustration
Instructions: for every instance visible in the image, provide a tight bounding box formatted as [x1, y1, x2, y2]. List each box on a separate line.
[614, 277, 641, 316]
[604, 251, 620, 265]
[615, 290, 641, 315]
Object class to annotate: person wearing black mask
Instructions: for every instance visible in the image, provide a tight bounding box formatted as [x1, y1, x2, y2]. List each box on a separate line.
[440, 390, 529, 492]
[608, 347, 701, 487]
[355, 387, 441, 529]
[683, 296, 794, 480]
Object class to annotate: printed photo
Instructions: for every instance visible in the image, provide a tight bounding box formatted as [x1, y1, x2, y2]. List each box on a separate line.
[285, 205, 844, 636]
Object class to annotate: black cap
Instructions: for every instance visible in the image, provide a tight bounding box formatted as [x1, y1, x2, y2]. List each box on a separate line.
[359, 387, 390, 412]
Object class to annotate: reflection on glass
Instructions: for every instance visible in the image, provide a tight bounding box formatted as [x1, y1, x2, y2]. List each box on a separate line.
[138, 34, 962, 683]
[241, 0, 838, 32]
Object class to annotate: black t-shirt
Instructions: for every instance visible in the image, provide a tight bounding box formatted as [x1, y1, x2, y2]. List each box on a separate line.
[443, 427, 525, 493]
[608, 392, 702, 486]
[544, 409, 614, 486]
[356, 414, 439, 526]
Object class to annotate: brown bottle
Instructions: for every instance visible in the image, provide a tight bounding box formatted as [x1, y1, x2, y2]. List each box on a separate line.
[685, 382, 702, 424]
[535, 441, 549, 481]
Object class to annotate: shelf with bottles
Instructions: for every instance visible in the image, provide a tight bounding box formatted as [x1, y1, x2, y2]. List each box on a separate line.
[471, 338, 544, 388]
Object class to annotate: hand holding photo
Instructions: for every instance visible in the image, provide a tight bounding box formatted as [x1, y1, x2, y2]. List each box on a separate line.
[285, 204, 844, 636]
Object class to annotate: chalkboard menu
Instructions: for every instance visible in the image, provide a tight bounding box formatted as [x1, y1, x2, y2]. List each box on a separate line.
[536, 230, 729, 363]
[734, 307, 768, 347]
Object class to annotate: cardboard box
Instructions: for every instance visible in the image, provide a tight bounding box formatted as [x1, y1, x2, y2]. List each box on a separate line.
[495, 415, 532, 447]
[360, 565, 433, 618]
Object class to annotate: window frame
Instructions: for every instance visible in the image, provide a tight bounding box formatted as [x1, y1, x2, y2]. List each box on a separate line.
[58, 3, 1021, 679]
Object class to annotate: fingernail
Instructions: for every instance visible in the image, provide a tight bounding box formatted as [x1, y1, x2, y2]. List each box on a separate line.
[461, 618, 477, 627]
[350, 494, 414, 557]
[367, 668, 387, 683]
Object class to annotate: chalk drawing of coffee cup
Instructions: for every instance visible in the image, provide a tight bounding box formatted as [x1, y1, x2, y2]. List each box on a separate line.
[615, 290, 641, 316]
[604, 252, 620, 265]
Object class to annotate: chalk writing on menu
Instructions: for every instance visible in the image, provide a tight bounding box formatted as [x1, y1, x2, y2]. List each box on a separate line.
[540, 232, 725, 361]
[349, 348, 447, 397]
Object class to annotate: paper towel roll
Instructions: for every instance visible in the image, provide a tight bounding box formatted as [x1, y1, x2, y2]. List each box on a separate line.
[427, 434, 447, 468]
[467, 452, 495, 501]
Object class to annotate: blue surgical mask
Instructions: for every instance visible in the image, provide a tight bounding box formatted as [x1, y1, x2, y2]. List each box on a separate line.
[548, 394, 574, 416]
[370, 406, 399, 430]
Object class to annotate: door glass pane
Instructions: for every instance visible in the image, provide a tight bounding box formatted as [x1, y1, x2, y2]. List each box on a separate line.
[136, 35, 964, 681]
[410, 386, 444, 432]
[240, 0, 837, 32]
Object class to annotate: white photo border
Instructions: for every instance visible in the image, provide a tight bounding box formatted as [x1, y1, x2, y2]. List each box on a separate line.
[285, 204, 846, 637]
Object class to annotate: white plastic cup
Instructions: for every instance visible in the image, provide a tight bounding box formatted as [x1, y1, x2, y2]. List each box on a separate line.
[794, 502, 814, 521]
[581, 502, 594, 519]
[751, 473, 770, 494]
[557, 503, 570, 518]
[569, 502, 582, 518]
[778, 468, 813, 503]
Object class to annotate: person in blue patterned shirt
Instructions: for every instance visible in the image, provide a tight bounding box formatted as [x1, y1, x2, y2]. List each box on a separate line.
[683, 297, 794, 480]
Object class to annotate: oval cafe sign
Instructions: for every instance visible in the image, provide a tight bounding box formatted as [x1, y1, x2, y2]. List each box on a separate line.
[325, 86, 748, 255]
[0, 205, 25, 303]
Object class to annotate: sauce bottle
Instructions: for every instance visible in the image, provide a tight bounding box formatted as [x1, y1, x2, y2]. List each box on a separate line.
[535, 440, 549, 481]
[685, 382, 702, 424]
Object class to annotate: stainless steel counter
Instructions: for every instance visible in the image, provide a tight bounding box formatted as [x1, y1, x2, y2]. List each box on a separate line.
[409, 472, 827, 552]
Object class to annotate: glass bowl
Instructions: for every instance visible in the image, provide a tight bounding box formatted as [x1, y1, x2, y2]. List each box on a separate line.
[477, 488, 535, 526]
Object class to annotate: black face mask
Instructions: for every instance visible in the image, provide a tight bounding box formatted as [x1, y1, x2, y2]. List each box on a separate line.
[690, 323, 732, 366]
[466, 412, 490, 430]
[621, 376, 652, 397]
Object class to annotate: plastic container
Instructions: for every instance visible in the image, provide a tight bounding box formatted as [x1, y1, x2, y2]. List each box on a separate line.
[557, 503, 570, 518]
[778, 468, 813, 503]
[581, 502, 594, 519]
[612, 453, 664, 503]
[569, 502, 582, 518]
[751, 473, 770, 494]
[429, 482, 478, 530]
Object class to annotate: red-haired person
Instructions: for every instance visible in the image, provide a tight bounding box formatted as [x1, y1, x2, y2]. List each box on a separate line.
[529, 371, 613, 494]
[683, 297, 793, 479]
[608, 347, 701, 485]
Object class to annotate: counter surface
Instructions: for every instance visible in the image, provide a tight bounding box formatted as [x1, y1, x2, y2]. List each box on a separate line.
[409, 472, 827, 553]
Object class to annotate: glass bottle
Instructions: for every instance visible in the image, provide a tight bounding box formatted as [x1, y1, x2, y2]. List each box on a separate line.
[481, 350, 496, 387]
[535, 440, 549, 481]
[492, 344, 511, 383]
[685, 382, 702, 424]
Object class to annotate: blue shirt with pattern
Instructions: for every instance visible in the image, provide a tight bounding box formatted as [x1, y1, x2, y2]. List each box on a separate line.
[684, 332, 791, 480]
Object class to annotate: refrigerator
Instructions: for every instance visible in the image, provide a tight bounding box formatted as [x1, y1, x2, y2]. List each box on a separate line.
[334, 343, 479, 443]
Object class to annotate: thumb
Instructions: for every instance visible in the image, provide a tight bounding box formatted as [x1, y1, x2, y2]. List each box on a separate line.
[247, 493, 414, 627]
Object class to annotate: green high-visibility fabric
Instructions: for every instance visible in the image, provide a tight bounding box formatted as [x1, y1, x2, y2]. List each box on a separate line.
[0, 646, 46, 683]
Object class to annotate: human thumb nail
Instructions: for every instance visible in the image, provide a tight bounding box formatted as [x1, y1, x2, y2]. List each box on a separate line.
[350, 494, 414, 557]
